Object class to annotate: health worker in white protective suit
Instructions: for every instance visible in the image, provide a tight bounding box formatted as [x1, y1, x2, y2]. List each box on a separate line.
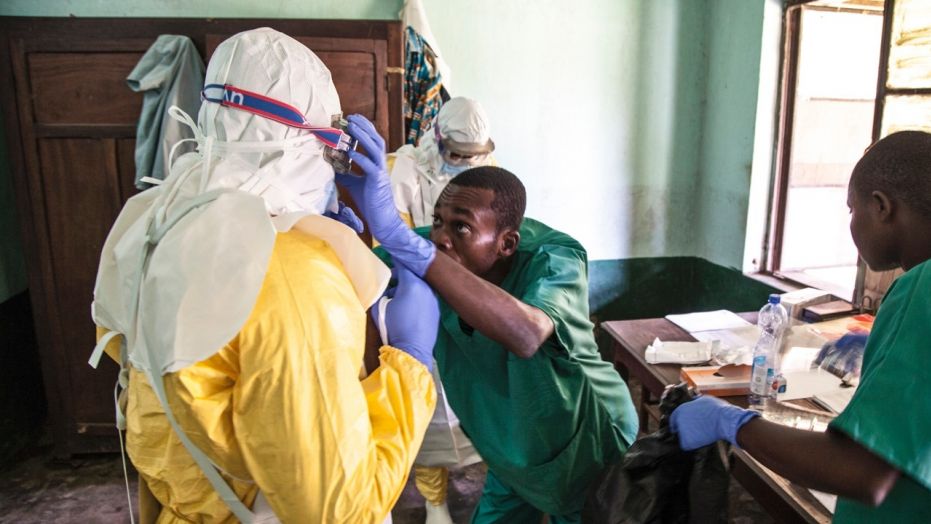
[89, 27, 438, 523]
[386, 97, 495, 524]
[389, 96, 496, 228]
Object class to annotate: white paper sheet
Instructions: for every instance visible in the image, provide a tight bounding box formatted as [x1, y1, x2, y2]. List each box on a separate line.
[780, 346, 822, 372]
[645, 338, 713, 364]
[809, 489, 837, 513]
[813, 387, 857, 414]
[665, 310, 753, 333]
[777, 368, 844, 401]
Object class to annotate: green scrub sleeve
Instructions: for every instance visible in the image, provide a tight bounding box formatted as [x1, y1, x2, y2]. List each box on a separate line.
[518, 244, 589, 359]
[829, 279, 931, 492]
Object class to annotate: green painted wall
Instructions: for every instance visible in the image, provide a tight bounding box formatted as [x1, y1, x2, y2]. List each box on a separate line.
[418, 0, 753, 262]
[418, 0, 646, 259]
[588, 256, 778, 361]
[589, 257, 778, 321]
[695, 0, 768, 269]
[630, 1, 708, 259]
[420, 0, 768, 266]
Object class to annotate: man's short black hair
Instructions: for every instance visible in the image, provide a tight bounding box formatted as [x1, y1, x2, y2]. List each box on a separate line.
[449, 166, 526, 232]
[852, 130, 931, 221]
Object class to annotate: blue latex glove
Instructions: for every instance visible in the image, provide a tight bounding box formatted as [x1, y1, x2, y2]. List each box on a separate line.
[335, 114, 435, 277]
[669, 395, 759, 451]
[323, 201, 364, 233]
[371, 266, 439, 370]
[815, 332, 868, 379]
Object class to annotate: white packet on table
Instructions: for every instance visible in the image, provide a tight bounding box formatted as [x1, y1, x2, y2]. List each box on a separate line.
[645, 338, 713, 364]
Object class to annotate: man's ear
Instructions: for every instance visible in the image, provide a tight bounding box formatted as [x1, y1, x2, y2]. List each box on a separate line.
[499, 229, 520, 257]
[871, 190, 894, 222]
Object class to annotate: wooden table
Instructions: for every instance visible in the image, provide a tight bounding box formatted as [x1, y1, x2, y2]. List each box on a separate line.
[602, 315, 833, 524]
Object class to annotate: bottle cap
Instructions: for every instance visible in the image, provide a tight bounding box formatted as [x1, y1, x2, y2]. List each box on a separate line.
[768, 294, 781, 305]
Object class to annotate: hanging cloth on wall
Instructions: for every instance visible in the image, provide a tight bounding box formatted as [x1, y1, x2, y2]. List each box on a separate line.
[403, 26, 445, 146]
[127, 35, 205, 189]
[401, 0, 453, 91]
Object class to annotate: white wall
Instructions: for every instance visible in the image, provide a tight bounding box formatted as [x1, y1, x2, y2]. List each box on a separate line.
[420, 0, 644, 259]
[423, 1, 772, 264]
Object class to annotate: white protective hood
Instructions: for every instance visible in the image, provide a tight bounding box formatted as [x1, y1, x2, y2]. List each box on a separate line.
[391, 97, 496, 226]
[197, 27, 343, 216]
[92, 27, 390, 377]
[398, 97, 494, 184]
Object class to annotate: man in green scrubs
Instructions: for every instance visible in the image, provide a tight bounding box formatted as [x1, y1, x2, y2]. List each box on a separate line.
[349, 147, 639, 520]
[425, 169, 639, 522]
[670, 130, 931, 522]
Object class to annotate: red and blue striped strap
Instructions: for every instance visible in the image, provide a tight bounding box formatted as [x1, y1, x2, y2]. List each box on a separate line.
[201, 83, 351, 150]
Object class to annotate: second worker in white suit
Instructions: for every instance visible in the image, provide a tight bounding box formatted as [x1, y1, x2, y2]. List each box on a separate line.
[389, 96, 496, 228]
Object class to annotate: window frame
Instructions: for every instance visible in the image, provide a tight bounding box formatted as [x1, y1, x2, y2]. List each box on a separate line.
[763, 0, 889, 305]
[854, 0, 931, 309]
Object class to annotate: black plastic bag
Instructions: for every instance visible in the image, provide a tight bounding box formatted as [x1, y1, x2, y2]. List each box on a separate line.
[582, 384, 729, 524]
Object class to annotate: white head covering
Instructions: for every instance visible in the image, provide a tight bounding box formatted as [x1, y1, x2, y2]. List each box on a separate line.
[93, 28, 389, 377]
[401, 96, 496, 183]
[194, 27, 343, 216]
[389, 97, 497, 227]
[435, 97, 495, 156]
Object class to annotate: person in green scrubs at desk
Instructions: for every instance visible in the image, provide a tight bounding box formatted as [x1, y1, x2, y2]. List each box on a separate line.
[670, 130, 931, 522]
[337, 122, 639, 523]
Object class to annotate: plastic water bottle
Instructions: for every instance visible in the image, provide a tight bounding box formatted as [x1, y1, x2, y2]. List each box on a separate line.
[749, 294, 788, 411]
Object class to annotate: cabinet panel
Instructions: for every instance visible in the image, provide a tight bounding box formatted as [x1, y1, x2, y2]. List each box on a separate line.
[318, 50, 377, 118]
[38, 138, 123, 432]
[28, 53, 145, 126]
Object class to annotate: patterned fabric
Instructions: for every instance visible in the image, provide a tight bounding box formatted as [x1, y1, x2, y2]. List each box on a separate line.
[404, 26, 444, 145]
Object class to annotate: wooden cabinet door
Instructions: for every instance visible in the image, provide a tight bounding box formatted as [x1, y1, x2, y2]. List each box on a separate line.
[4, 35, 147, 455]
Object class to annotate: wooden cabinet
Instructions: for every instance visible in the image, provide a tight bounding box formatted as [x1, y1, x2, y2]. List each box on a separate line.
[0, 17, 403, 457]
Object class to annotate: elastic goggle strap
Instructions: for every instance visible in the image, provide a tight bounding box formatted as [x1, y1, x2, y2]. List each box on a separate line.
[201, 83, 355, 152]
[168, 106, 320, 154]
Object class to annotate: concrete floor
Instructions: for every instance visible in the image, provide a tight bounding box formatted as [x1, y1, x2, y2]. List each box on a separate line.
[0, 440, 485, 524]
[0, 377, 774, 523]
[0, 450, 771, 524]
[0, 451, 771, 524]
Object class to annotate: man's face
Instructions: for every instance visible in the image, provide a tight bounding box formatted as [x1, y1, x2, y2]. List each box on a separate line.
[847, 180, 898, 271]
[430, 184, 504, 279]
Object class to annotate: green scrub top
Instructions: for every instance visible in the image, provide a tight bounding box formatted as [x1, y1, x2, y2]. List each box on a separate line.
[430, 218, 639, 516]
[829, 259, 931, 522]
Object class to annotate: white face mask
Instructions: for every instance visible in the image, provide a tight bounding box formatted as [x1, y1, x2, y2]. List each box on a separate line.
[321, 177, 339, 215]
[440, 161, 472, 177]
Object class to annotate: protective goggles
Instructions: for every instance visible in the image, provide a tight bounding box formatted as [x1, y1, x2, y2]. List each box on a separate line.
[201, 83, 357, 172]
[434, 126, 491, 167]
